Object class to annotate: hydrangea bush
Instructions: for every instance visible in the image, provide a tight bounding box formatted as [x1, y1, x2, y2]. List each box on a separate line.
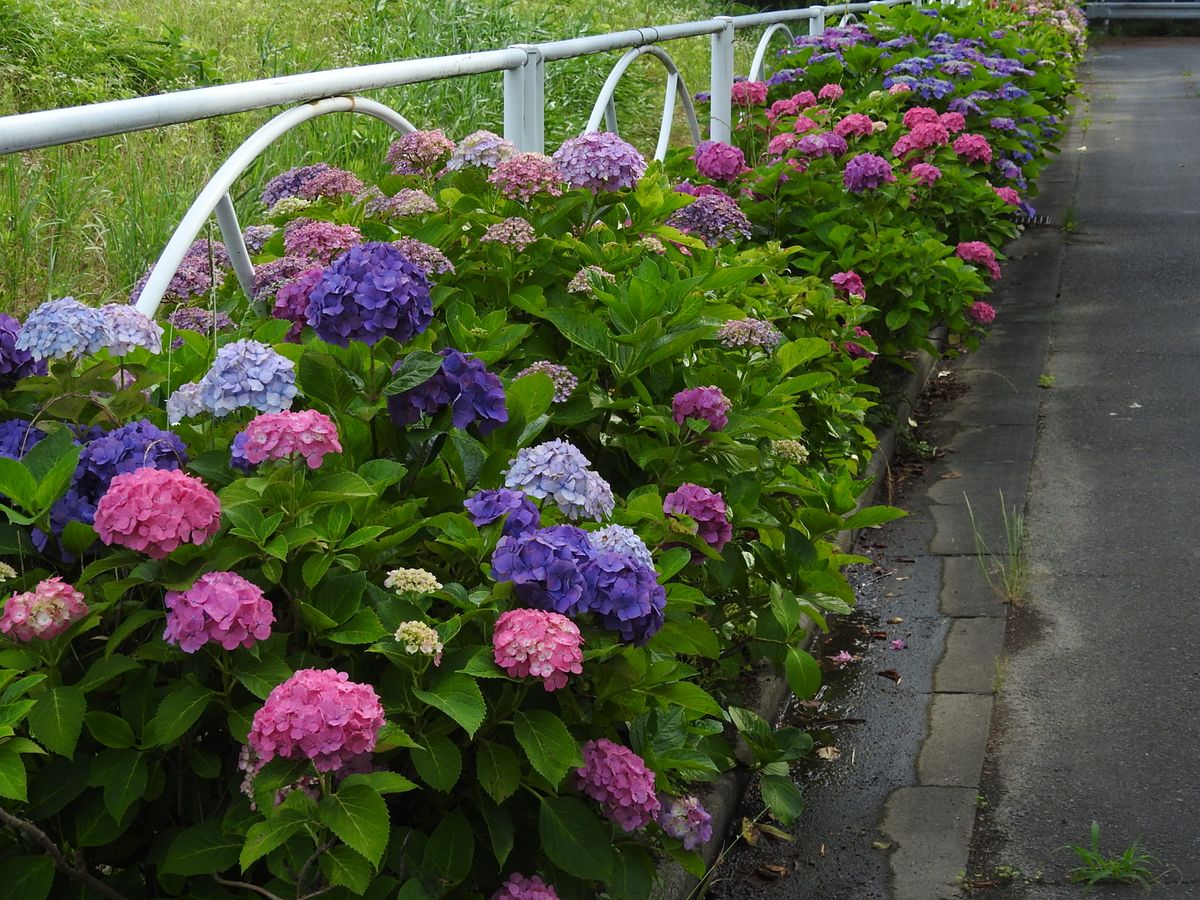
[0, 2, 1080, 897]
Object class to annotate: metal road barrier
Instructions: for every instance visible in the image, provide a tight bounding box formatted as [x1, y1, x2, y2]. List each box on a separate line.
[1086, 1, 1200, 18]
[0, 0, 952, 315]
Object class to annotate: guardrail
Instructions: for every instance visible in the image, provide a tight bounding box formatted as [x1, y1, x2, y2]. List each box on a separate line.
[0, 0, 951, 315]
[1086, 1, 1200, 18]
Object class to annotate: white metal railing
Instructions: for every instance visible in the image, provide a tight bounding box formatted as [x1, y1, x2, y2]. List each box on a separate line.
[0, 0, 957, 316]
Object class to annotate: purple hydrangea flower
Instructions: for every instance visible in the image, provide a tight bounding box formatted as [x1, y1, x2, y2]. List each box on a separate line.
[796, 131, 848, 158]
[17, 298, 109, 361]
[100, 304, 163, 355]
[717, 318, 784, 352]
[663, 483, 732, 558]
[480, 217, 536, 251]
[990, 117, 1017, 132]
[667, 193, 752, 247]
[166, 306, 234, 343]
[230, 430, 253, 472]
[464, 488, 542, 537]
[393, 239, 455, 276]
[491, 524, 594, 615]
[242, 225, 278, 254]
[0, 315, 46, 386]
[387, 348, 508, 434]
[0, 419, 45, 460]
[261, 164, 332, 208]
[582, 551, 665, 645]
[672, 386, 731, 431]
[552, 132, 647, 192]
[363, 188, 439, 219]
[587, 524, 653, 570]
[445, 130, 517, 171]
[658, 795, 713, 850]
[252, 256, 314, 303]
[273, 266, 324, 342]
[305, 242, 433, 348]
[515, 361, 577, 403]
[503, 439, 614, 521]
[129, 254, 226, 306]
[197, 339, 297, 417]
[283, 220, 362, 263]
[386, 130, 456, 175]
[843, 153, 897, 194]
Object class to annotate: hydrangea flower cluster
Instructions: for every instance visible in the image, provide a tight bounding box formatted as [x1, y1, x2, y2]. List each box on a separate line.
[818, 82, 845, 101]
[261, 163, 332, 208]
[128, 241, 230, 305]
[663, 483, 732, 556]
[0, 314, 45, 386]
[492, 609, 584, 691]
[910, 162, 943, 186]
[236, 409, 342, 469]
[248, 668, 385, 772]
[834, 113, 875, 139]
[0, 577, 88, 642]
[993, 185, 1021, 206]
[582, 551, 666, 645]
[831, 271, 867, 299]
[167, 305, 234, 339]
[163, 571, 274, 653]
[953, 133, 994, 164]
[266, 196, 313, 218]
[387, 348, 508, 435]
[252, 256, 314, 303]
[717, 318, 784, 352]
[481, 217, 537, 251]
[385, 568, 443, 594]
[773, 439, 810, 465]
[298, 167, 365, 201]
[515, 361, 578, 403]
[272, 266, 324, 341]
[673, 386, 731, 431]
[464, 488, 542, 538]
[306, 242, 433, 347]
[693, 141, 748, 181]
[567, 265, 616, 295]
[574, 738, 661, 831]
[843, 153, 897, 193]
[492, 874, 559, 900]
[657, 795, 714, 850]
[731, 80, 769, 105]
[283, 220, 363, 263]
[503, 439, 614, 521]
[966, 300, 997, 325]
[363, 188, 439, 219]
[93, 468, 222, 559]
[394, 621, 444, 663]
[198, 339, 297, 416]
[386, 129, 456, 174]
[844, 325, 876, 360]
[587, 524, 654, 570]
[956, 241, 1002, 279]
[100, 304, 163, 355]
[552, 132, 647, 192]
[242, 224, 278, 254]
[166, 382, 205, 425]
[16, 298, 109, 361]
[0, 563, 14, 583]
[445, 130, 517, 171]
[488, 153, 564, 201]
[667, 193, 752, 247]
[393, 239, 456, 276]
[491, 525, 593, 615]
[0, 419, 43, 461]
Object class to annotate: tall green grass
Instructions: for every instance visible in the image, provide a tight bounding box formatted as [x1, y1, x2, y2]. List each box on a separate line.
[1, 0, 752, 315]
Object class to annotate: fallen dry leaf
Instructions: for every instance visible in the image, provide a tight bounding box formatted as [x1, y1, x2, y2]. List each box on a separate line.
[941, 471, 962, 479]
[887, 616, 904, 624]
[872, 840, 893, 850]
[816, 746, 841, 760]
[819, 843, 827, 857]
[742, 817, 760, 846]
[757, 823, 795, 843]
[758, 864, 790, 879]
[895, 576, 909, 582]
[876, 669, 902, 683]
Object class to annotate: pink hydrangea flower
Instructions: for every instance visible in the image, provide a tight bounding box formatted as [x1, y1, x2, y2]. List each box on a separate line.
[672, 386, 731, 431]
[766, 97, 801, 122]
[488, 153, 565, 201]
[164, 571, 274, 653]
[792, 115, 819, 134]
[248, 668, 385, 772]
[967, 300, 997, 324]
[0, 577, 87, 641]
[283, 221, 362, 263]
[902, 107, 940, 129]
[298, 168, 365, 201]
[953, 133, 993, 165]
[956, 241, 1002, 279]
[481, 217, 536, 251]
[796, 131, 848, 158]
[238, 409, 342, 469]
[888, 82, 912, 95]
[817, 83, 844, 102]
[831, 270, 866, 299]
[767, 133, 799, 156]
[663, 483, 732, 556]
[493, 873, 560, 900]
[911, 163, 943, 186]
[731, 81, 768, 106]
[893, 123, 950, 157]
[574, 738, 661, 831]
[844, 325, 876, 360]
[993, 186, 1021, 206]
[790, 90, 818, 108]
[492, 609, 584, 691]
[693, 141, 748, 181]
[386, 129, 456, 175]
[94, 468, 222, 559]
[835, 113, 875, 139]
[939, 111, 966, 134]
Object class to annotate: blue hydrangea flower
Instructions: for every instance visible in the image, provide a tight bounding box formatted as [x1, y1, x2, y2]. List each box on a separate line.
[0, 419, 45, 460]
[305, 242, 432, 348]
[582, 551, 666, 645]
[491, 524, 593, 615]
[0, 315, 46, 387]
[198, 339, 297, 417]
[587, 524, 654, 570]
[230, 430, 254, 473]
[464, 488, 541, 537]
[503, 439, 614, 521]
[16, 298, 109, 361]
[388, 348, 508, 435]
[101, 304, 163, 355]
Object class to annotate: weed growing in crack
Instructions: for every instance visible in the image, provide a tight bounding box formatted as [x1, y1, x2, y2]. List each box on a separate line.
[1065, 821, 1161, 887]
[1038, 373, 1056, 388]
[965, 490, 1027, 604]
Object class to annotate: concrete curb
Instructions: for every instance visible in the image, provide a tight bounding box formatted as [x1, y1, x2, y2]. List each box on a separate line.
[654, 327, 948, 900]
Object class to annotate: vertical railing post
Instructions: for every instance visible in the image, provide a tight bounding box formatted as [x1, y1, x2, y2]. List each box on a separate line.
[527, 49, 545, 153]
[503, 50, 528, 150]
[809, 8, 827, 36]
[506, 45, 544, 152]
[710, 16, 735, 144]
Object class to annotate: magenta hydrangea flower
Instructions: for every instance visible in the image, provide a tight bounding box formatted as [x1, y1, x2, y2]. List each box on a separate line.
[844, 325, 876, 360]
[306, 241, 433, 347]
[817, 82, 844, 101]
[283, 220, 362, 263]
[492, 608, 584, 691]
[657, 795, 713, 850]
[574, 738, 661, 831]
[939, 111, 966, 134]
[956, 241, 1002, 279]
[248, 668, 385, 773]
[515, 361, 577, 403]
[953, 133, 993, 165]
[663, 483, 732, 557]
[272, 266, 324, 342]
[791, 89, 817, 108]
[902, 107, 940, 129]
[386, 129, 456, 174]
[693, 141, 748, 181]
[492, 874, 560, 900]
[893, 123, 950, 157]
[298, 167, 365, 201]
[488, 153, 564, 201]
[673, 386, 731, 431]
[237, 409, 342, 469]
[843, 153, 897, 193]
[731, 80, 769, 105]
[767, 97, 802, 122]
[911, 163, 942, 186]
[966, 300, 997, 325]
[674, 181, 727, 199]
[446, 130, 517, 171]
[93, 468, 222, 559]
[717, 318, 784, 351]
[164, 571, 274, 653]
[552, 132, 647, 192]
[481, 217, 536, 251]
[831, 271, 867, 299]
[0, 577, 87, 642]
[993, 186, 1021, 206]
[792, 114, 819, 134]
[834, 113, 874, 139]
[393, 238, 455, 276]
[767, 133, 799, 156]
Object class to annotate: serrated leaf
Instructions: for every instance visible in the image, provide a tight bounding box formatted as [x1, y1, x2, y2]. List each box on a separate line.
[760, 774, 804, 825]
[514, 710, 578, 787]
[27, 685, 85, 758]
[325, 608, 388, 645]
[0, 743, 27, 800]
[92, 749, 147, 820]
[318, 783, 389, 866]
[383, 351, 444, 396]
[143, 682, 213, 746]
[76, 654, 142, 693]
[85, 711, 135, 748]
[539, 796, 613, 880]
[422, 809, 473, 891]
[320, 843, 374, 895]
[475, 740, 520, 804]
[413, 673, 485, 737]
[411, 735, 461, 792]
[161, 820, 241, 875]
[240, 809, 307, 870]
[339, 771, 418, 794]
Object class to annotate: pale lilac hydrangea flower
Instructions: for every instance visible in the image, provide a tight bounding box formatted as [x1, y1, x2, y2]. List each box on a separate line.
[657, 795, 713, 850]
[393, 238, 455, 276]
[248, 668, 385, 772]
[515, 361, 577, 403]
[0, 577, 87, 642]
[492, 608, 584, 691]
[503, 439, 614, 521]
[445, 130, 517, 171]
[481, 217, 536, 251]
[298, 167, 365, 201]
[17, 298, 109, 361]
[567, 265, 615, 295]
[488, 153, 564, 201]
[242, 224, 278, 254]
[261, 164, 331, 208]
[163, 571, 274, 653]
[386, 129, 456, 174]
[252, 256, 313, 303]
[574, 738, 661, 831]
[672, 386, 731, 431]
[717, 318, 784, 351]
[166, 382, 205, 425]
[552, 132, 647, 192]
[237, 409, 342, 468]
[198, 339, 297, 416]
[363, 188, 439, 219]
[492, 874, 560, 900]
[100, 304, 163, 355]
[93, 468, 222, 559]
[587, 524, 654, 569]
